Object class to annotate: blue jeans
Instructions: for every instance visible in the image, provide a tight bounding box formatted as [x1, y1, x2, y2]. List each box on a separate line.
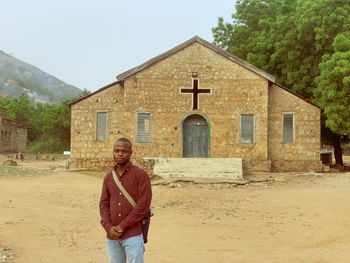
[107, 234, 144, 263]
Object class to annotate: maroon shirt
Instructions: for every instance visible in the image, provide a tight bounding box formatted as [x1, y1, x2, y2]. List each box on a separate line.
[99, 162, 152, 240]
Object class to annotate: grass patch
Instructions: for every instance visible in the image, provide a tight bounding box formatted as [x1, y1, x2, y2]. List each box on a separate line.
[0, 152, 69, 161]
[0, 165, 51, 177]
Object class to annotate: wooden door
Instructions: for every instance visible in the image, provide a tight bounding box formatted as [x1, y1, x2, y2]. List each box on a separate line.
[183, 114, 208, 157]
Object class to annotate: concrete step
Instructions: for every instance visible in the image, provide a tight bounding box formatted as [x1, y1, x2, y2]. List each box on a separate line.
[152, 158, 244, 180]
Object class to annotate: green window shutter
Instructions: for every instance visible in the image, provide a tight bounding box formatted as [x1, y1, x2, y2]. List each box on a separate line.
[136, 113, 151, 142]
[240, 114, 254, 143]
[283, 114, 294, 142]
[96, 112, 107, 141]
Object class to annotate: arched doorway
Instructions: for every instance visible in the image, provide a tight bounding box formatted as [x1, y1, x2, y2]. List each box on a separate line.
[182, 114, 209, 157]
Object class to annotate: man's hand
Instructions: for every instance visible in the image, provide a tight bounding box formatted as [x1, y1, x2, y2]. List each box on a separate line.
[109, 226, 124, 240]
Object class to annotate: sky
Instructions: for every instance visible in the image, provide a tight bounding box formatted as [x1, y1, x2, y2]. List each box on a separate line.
[1, 0, 235, 93]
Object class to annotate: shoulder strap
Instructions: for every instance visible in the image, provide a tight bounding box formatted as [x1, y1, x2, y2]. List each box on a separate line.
[112, 170, 136, 208]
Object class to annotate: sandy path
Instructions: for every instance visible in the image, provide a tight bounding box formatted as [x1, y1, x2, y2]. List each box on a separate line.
[1, 161, 350, 262]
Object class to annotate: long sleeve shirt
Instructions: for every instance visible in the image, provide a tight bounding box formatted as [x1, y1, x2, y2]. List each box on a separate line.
[99, 162, 152, 240]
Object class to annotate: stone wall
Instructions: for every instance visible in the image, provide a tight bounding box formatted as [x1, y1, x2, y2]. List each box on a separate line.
[271, 160, 322, 172]
[242, 159, 272, 174]
[16, 128, 28, 152]
[268, 85, 322, 172]
[68, 157, 155, 178]
[0, 120, 27, 152]
[70, 83, 125, 159]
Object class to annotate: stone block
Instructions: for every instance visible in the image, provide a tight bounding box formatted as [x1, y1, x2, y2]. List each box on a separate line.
[152, 158, 244, 180]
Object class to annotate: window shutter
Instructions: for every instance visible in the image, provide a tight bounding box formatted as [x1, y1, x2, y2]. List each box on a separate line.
[96, 112, 107, 141]
[241, 114, 254, 143]
[283, 114, 294, 142]
[136, 113, 151, 142]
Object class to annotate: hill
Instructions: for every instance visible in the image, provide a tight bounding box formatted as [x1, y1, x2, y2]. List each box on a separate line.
[0, 51, 83, 103]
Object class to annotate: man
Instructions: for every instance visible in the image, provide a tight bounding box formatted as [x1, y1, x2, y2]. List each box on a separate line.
[99, 138, 152, 263]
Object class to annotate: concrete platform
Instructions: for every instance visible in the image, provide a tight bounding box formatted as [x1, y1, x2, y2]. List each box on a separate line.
[151, 158, 244, 181]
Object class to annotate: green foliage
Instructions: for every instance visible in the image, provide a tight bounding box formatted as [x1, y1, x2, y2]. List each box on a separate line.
[0, 91, 90, 153]
[212, 0, 350, 100]
[26, 136, 67, 153]
[0, 94, 36, 128]
[314, 32, 350, 135]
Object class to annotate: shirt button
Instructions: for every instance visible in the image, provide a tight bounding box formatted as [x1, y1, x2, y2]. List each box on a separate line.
[118, 203, 121, 206]
[119, 192, 122, 195]
[119, 214, 121, 217]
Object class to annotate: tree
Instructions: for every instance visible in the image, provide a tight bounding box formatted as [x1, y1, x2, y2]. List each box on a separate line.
[314, 32, 350, 164]
[212, 0, 350, 165]
[213, 0, 298, 85]
[0, 95, 39, 141]
[314, 32, 350, 135]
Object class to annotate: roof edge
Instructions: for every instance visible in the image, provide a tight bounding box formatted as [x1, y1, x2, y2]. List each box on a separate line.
[271, 82, 321, 109]
[117, 35, 275, 82]
[2, 118, 32, 129]
[67, 80, 123, 107]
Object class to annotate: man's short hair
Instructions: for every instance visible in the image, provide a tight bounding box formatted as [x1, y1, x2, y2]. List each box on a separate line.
[114, 138, 132, 149]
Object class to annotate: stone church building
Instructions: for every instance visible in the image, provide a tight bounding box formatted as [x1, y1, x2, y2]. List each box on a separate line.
[0, 107, 29, 152]
[68, 36, 322, 174]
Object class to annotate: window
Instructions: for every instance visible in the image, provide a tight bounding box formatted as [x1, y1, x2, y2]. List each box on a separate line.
[96, 112, 107, 141]
[283, 114, 294, 142]
[136, 113, 151, 142]
[240, 114, 254, 143]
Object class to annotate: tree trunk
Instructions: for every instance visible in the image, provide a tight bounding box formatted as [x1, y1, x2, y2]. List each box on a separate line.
[332, 134, 343, 165]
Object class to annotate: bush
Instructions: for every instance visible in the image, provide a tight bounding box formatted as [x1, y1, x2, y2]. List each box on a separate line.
[26, 136, 67, 154]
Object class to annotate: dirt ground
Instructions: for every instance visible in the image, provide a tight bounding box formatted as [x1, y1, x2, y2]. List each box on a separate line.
[1, 157, 350, 263]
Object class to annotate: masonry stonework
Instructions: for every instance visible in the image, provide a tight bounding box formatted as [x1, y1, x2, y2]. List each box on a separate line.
[69, 36, 321, 174]
[268, 84, 321, 172]
[0, 112, 29, 152]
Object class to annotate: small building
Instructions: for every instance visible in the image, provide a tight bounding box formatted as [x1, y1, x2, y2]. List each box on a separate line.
[68, 36, 322, 173]
[0, 107, 29, 152]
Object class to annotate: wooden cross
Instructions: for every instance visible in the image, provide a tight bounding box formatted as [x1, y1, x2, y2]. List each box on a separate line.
[181, 79, 211, 110]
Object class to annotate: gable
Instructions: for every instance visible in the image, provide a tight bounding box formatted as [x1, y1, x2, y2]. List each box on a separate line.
[124, 41, 269, 83]
[117, 36, 275, 82]
[270, 83, 320, 110]
[68, 81, 122, 107]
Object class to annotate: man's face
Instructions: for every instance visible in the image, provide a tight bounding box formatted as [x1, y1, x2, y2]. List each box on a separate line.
[113, 141, 132, 165]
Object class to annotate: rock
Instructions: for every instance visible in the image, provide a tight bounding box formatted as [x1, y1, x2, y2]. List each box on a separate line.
[274, 176, 286, 182]
[3, 159, 17, 166]
[246, 173, 272, 182]
[322, 165, 330, 173]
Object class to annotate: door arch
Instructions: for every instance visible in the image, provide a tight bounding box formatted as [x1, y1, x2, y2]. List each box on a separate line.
[182, 114, 209, 157]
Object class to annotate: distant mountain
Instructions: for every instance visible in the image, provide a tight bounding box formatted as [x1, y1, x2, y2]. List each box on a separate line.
[0, 51, 83, 103]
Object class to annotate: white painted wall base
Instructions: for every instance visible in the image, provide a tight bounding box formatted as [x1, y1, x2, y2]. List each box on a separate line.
[151, 158, 244, 180]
